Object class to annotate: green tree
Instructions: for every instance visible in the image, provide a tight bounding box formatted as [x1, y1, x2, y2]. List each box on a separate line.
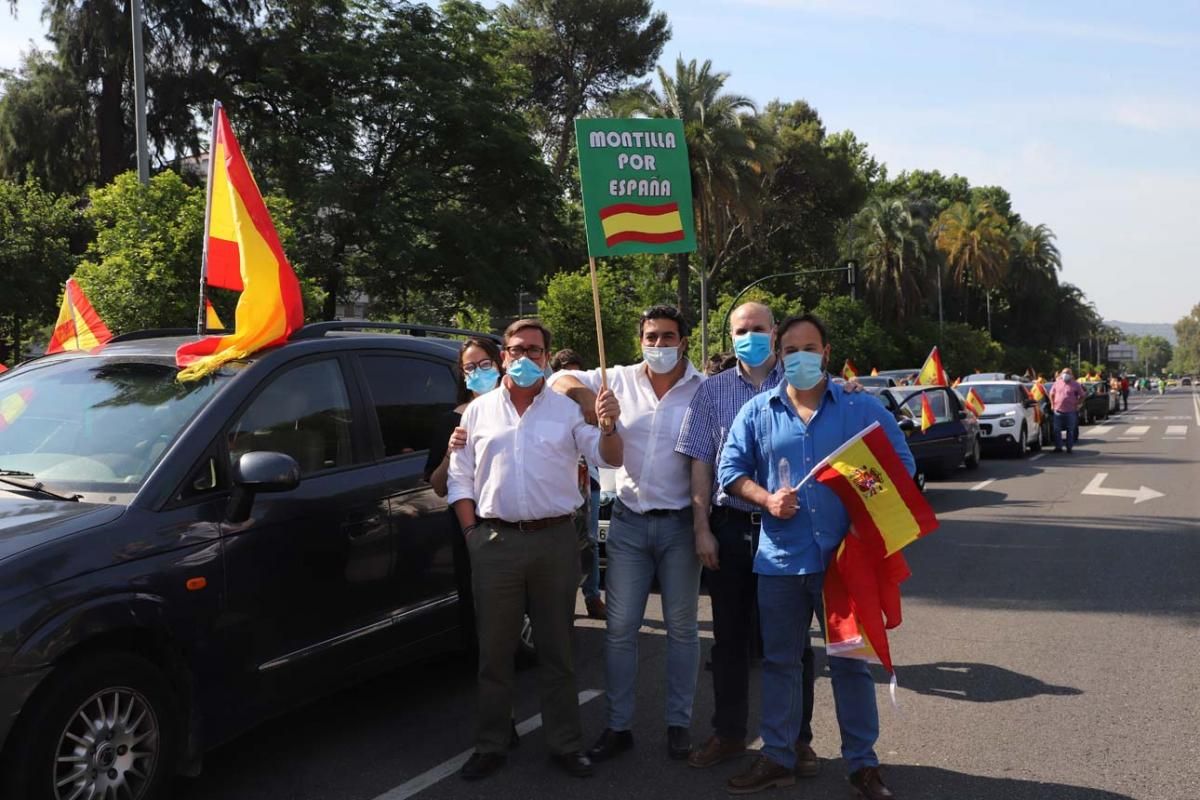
[812, 295, 901, 375]
[538, 262, 643, 367]
[933, 198, 1011, 330]
[0, 179, 81, 362]
[497, 0, 670, 185]
[847, 197, 930, 325]
[1126, 334, 1173, 375]
[627, 57, 776, 321]
[902, 320, 1004, 378]
[1171, 304, 1200, 375]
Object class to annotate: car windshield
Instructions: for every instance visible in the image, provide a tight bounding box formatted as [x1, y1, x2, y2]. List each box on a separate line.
[962, 385, 1023, 405]
[0, 359, 226, 497]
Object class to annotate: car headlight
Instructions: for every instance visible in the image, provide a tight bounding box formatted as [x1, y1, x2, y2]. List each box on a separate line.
[1003, 410, 1017, 417]
[999, 418, 1016, 427]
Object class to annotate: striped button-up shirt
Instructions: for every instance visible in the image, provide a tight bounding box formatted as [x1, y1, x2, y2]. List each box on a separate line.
[675, 361, 783, 512]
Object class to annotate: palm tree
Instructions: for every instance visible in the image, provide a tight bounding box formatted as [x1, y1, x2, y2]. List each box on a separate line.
[1003, 221, 1062, 334]
[849, 198, 929, 325]
[622, 58, 775, 324]
[933, 199, 1011, 331]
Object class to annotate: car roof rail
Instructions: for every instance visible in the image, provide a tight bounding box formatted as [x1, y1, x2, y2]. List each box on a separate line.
[290, 321, 501, 343]
[108, 328, 197, 343]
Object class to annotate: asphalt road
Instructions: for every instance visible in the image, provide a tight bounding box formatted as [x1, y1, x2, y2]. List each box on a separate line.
[176, 388, 1200, 800]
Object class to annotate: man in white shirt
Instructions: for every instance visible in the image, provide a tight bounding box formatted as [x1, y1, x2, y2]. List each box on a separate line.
[448, 318, 623, 782]
[548, 305, 705, 763]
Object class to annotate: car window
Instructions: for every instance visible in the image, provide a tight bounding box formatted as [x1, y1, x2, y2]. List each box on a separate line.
[900, 389, 951, 423]
[968, 385, 1022, 405]
[360, 355, 458, 457]
[228, 359, 355, 476]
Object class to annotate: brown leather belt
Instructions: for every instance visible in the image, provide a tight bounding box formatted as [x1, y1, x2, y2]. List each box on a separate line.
[479, 515, 572, 532]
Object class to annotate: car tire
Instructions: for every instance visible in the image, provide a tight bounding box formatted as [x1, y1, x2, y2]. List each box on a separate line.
[1013, 426, 1027, 458]
[2, 651, 181, 800]
[964, 436, 981, 469]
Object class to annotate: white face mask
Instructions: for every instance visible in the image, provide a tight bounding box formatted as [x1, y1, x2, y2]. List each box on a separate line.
[643, 346, 681, 374]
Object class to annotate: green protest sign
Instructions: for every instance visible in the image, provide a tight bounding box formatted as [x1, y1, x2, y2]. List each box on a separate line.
[575, 118, 696, 258]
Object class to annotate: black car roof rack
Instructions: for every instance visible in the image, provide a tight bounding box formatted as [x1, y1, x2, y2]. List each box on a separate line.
[108, 328, 197, 343]
[290, 321, 500, 343]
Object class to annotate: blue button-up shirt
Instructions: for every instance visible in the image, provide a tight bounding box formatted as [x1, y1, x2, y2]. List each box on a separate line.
[675, 361, 783, 511]
[716, 378, 916, 576]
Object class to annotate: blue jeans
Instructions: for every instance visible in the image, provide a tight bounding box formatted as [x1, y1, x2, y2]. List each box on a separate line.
[582, 488, 602, 600]
[758, 573, 879, 773]
[1053, 410, 1078, 450]
[604, 499, 701, 730]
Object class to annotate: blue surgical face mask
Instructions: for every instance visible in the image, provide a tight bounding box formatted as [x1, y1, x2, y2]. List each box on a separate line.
[783, 350, 826, 390]
[465, 367, 500, 395]
[733, 332, 772, 367]
[642, 345, 681, 374]
[506, 357, 544, 388]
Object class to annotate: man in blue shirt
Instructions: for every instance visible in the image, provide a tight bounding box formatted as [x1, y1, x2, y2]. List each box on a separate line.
[717, 314, 914, 800]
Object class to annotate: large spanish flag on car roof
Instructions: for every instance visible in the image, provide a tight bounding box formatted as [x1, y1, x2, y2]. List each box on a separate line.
[46, 278, 113, 354]
[598, 202, 685, 248]
[177, 104, 304, 381]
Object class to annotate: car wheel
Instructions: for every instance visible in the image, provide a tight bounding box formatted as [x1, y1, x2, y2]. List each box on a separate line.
[2, 652, 180, 800]
[965, 436, 981, 469]
[1013, 426, 1027, 458]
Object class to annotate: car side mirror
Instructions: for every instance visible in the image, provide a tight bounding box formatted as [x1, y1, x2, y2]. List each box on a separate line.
[227, 451, 301, 523]
[897, 417, 916, 432]
[957, 409, 969, 420]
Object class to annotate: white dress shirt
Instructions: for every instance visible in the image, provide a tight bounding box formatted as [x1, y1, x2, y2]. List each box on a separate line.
[447, 383, 611, 522]
[549, 361, 704, 513]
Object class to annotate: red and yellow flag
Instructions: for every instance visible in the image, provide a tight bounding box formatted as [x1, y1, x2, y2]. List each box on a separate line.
[177, 105, 304, 380]
[870, 367, 879, 376]
[1025, 386, 1043, 424]
[598, 202, 685, 247]
[46, 278, 113, 354]
[920, 391, 936, 431]
[0, 363, 6, 374]
[0, 387, 34, 431]
[842, 359, 858, 380]
[1031, 382, 1048, 403]
[205, 299, 225, 331]
[965, 387, 986, 417]
[916, 346, 948, 386]
[823, 530, 911, 673]
[801, 421, 938, 557]
[951, 376, 961, 388]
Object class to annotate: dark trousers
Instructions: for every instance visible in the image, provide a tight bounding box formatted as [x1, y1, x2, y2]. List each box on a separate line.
[706, 508, 814, 744]
[469, 518, 582, 755]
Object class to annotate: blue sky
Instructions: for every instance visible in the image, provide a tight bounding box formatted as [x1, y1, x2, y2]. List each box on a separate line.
[3, 0, 1197, 323]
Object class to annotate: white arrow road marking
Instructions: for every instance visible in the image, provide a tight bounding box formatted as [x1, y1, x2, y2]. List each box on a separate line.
[1081, 472, 1164, 504]
[371, 689, 604, 800]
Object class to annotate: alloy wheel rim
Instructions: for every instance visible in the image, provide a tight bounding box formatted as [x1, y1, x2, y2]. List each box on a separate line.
[53, 687, 159, 800]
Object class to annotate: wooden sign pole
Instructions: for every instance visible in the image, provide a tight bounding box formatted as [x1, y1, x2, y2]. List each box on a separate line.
[588, 256, 613, 431]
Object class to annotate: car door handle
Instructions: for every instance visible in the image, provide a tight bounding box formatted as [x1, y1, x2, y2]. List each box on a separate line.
[342, 514, 384, 539]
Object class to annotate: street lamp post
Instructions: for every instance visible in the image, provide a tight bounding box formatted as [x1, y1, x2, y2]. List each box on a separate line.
[130, 0, 150, 185]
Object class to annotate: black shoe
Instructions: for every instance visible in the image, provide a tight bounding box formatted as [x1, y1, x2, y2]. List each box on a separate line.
[550, 751, 594, 777]
[667, 725, 691, 760]
[587, 728, 634, 762]
[510, 720, 520, 749]
[1053, 447, 1062, 452]
[460, 752, 506, 781]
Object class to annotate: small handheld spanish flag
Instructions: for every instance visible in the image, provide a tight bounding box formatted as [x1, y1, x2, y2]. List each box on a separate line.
[46, 278, 113, 354]
[920, 391, 936, 431]
[965, 387, 986, 417]
[916, 346, 948, 386]
[842, 359, 858, 380]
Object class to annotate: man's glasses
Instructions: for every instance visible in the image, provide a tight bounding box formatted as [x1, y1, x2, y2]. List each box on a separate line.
[503, 346, 545, 358]
[462, 359, 496, 373]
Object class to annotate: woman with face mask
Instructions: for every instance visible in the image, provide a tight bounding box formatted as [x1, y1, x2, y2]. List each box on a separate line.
[426, 337, 504, 497]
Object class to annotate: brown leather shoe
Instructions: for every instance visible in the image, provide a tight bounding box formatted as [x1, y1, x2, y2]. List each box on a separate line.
[849, 766, 895, 799]
[585, 596, 607, 620]
[794, 742, 819, 778]
[726, 756, 796, 795]
[688, 735, 746, 768]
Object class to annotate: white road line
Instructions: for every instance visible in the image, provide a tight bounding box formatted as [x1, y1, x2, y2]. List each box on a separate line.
[1090, 425, 1113, 436]
[1029, 453, 1046, 461]
[1193, 391, 1200, 426]
[1165, 425, 1188, 437]
[1121, 425, 1150, 439]
[969, 478, 996, 491]
[371, 689, 604, 800]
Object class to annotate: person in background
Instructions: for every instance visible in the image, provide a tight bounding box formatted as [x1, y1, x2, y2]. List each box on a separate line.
[1120, 374, 1130, 410]
[448, 319, 623, 781]
[427, 337, 504, 497]
[1049, 367, 1086, 453]
[550, 347, 607, 621]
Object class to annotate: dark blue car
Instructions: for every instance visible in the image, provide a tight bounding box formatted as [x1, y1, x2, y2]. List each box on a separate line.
[868, 385, 982, 489]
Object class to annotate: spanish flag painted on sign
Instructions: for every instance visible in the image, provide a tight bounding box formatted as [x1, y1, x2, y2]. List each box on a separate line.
[177, 104, 304, 381]
[598, 202, 685, 248]
[46, 278, 113, 354]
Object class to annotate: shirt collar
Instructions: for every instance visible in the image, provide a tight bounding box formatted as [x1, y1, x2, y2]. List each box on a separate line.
[735, 358, 782, 387]
[769, 375, 839, 408]
[638, 359, 705, 387]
